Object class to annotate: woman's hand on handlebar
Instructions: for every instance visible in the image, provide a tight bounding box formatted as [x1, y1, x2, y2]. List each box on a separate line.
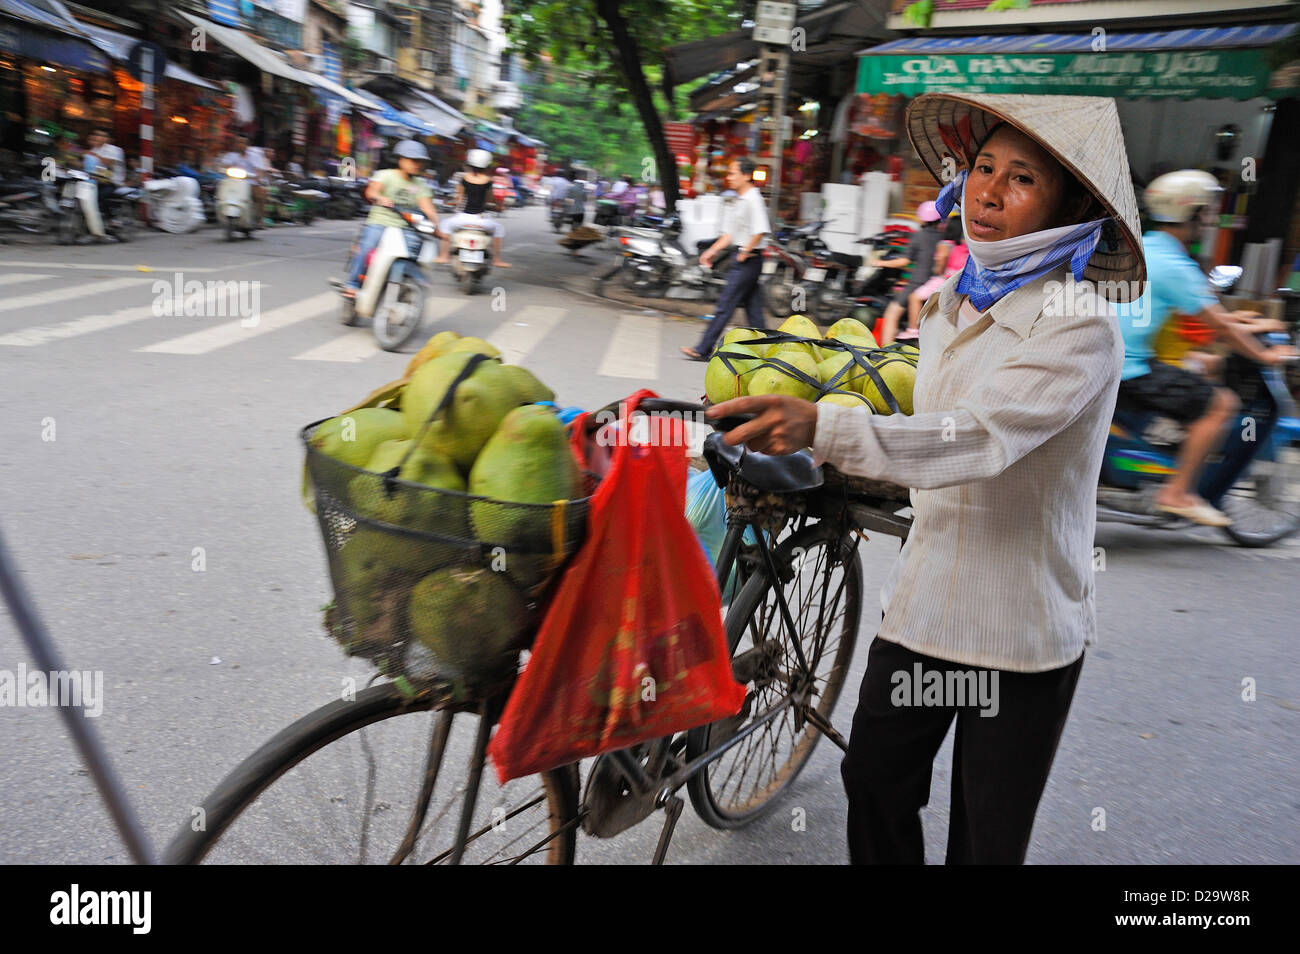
[706, 395, 818, 455]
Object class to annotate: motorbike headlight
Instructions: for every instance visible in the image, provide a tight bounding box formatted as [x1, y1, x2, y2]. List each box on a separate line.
[226, 167, 248, 179]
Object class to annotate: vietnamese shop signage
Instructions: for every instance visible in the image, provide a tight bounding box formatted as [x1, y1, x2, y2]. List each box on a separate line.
[857, 49, 1299, 99]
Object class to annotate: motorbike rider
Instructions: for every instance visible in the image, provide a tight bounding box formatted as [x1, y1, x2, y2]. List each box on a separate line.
[875, 200, 945, 345]
[564, 168, 587, 224]
[434, 148, 510, 268]
[84, 128, 123, 223]
[340, 139, 441, 299]
[1113, 169, 1296, 527]
[218, 133, 270, 225]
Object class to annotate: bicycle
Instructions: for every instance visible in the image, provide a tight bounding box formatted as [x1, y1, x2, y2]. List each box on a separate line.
[150, 398, 913, 865]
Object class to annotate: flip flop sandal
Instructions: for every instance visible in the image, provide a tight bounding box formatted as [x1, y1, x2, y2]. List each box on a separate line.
[680, 347, 708, 362]
[1155, 502, 1232, 527]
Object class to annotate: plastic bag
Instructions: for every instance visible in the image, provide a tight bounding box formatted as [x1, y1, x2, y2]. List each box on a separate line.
[488, 389, 747, 783]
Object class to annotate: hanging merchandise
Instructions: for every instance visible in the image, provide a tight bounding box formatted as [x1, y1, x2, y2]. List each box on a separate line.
[852, 94, 902, 140]
[335, 114, 351, 157]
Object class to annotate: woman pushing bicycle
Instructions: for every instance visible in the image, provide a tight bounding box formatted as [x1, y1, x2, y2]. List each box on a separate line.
[709, 92, 1146, 864]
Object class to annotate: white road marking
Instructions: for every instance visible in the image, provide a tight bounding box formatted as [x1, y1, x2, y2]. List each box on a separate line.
[486, 305, 566, 363]
[0, 273, 53, 288]
[0, 305, 156, 346]
[0, 276, 147, 314]
[0, 262, 222, 273]
[292, 328, 378, 363]
[597, 312, 661, 378]
[138, 292, 337, 354]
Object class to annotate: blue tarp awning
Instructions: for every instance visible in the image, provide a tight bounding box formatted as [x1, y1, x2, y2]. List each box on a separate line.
[0, 13, 110, 72]
[860, 23, 1298, 56]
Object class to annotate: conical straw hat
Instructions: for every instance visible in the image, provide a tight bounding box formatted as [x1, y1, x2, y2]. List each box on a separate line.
[906, 93, 1145, 297]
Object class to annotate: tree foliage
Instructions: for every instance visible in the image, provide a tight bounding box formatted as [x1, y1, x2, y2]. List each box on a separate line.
[514, 79, 652, 176]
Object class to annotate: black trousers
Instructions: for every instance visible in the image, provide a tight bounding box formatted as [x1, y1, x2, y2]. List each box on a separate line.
[841, 636, 1083, 864]
[694, 252, 766, 354]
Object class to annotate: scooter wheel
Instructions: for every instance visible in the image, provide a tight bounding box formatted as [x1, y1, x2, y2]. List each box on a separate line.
[373, 279, 425, 351]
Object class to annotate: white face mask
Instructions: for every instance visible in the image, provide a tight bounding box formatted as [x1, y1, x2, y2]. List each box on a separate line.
[960, 191, 1107, 268]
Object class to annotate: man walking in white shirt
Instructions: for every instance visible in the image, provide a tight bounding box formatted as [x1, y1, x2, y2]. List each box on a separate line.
[681, 158, 770, 359]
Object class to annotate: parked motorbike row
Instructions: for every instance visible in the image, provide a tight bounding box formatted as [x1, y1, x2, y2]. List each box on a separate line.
[0, 165, 373, 243]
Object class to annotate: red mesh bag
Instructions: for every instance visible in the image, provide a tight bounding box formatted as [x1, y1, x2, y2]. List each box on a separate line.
[488, 390, 746, 782]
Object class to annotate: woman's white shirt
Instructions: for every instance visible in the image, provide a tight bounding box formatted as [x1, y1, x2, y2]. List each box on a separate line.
[812, 268, 1122, 672]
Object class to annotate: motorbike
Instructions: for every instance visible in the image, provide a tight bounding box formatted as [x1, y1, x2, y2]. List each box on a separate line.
[215, 167, 261, 240]
[266, 175, 328, 225]
[142, 173, 205, 234]
[550, 195, 584, 232]
[1097, 266, 1300, 547]
[331, 207, 437, 351]
[448, 219, 494, 295]
[324, 175, 369, 218]
[594, 197, 621, 228]
[0, 177, 59, 235]
[57, 170, 139, 244]
[607, 213, 759, 303]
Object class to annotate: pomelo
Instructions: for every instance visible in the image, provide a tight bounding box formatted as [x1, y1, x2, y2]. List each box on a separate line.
[402, 352, 517, 470]
[409, 567, 531, 678]
[747, 351, 819, 402]
[705, 343, 761, 404]
[447, 336, 501, 359]
[825, 316, 876, 344]
[817, 391, 874, 409]
[861, 357, 917, 415]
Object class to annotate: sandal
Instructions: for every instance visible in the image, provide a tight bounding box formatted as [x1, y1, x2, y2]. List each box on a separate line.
[1155, 501, 1231, 528]
[680, 346, 707, 362]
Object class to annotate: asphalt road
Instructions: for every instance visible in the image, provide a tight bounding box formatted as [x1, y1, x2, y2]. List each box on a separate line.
[1, 207, 1297, 865]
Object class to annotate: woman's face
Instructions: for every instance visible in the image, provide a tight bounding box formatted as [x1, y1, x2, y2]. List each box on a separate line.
[963, 124, 1070, 241]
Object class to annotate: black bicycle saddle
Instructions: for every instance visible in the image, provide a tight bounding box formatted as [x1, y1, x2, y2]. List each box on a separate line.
[702, 431, 824, 494]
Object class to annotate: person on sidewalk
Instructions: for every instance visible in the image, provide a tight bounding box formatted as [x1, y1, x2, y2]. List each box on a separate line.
[708, 92, 1147, 864]
[680, 158, 771, 360]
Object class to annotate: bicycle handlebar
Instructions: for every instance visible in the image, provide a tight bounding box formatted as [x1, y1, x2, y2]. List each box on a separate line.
[582, 397, 755, 435]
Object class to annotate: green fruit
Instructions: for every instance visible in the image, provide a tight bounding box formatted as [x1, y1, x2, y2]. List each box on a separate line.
[469, 404, 579, 590]
[447, 336, 501, 359]
[309, 408, 409, 468]
[826, 317, 876, 344]
[860, 357, 917, 415]
[817, 391, 874, 409]
[748, 352, 819, 401]
[304, 407, 409, 512]
[778, 314, 821, 340]
[762, 314, 823, 362]
[705, 343, 761, 404]
[499, 364, 556, 405]
[404, 330, 462, 378]
[815, 352, 873, 393]
[718, 327, 768, 352]
[832, 334, 878, 351]
[348, 441, 468, 534]
[403, 352, 517, 470]
[409, 568, 531, 678]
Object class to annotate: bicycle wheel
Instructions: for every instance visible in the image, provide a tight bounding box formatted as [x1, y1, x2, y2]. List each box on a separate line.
[686, 519, 862, 829]
[163, 683, 579, 865]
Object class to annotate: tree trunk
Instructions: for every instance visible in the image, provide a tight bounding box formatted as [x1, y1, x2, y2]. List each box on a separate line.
[595, 0, 678, 212]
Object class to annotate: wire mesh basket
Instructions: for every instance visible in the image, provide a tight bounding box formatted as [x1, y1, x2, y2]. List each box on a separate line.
[303, 419, 591, 697]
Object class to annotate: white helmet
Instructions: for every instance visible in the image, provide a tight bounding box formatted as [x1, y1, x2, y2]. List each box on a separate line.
[1144, 170, 1223, 224]
[467, 149, 492, 170]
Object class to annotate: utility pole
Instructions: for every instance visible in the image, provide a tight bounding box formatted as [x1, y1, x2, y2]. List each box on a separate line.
[753, 2, 795, 222]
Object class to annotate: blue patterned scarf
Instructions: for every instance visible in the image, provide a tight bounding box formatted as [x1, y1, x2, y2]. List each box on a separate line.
[935, 169, 1106, 312]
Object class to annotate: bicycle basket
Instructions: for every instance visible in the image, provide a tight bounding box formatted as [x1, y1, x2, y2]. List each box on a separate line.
[303, 419, 590, 696]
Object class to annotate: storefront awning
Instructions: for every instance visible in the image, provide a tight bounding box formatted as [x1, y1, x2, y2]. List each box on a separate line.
[70, 17, 221, 89]
[0, 14, 109, 71]
[857, 23, 1300, 99]
[308, 74, 382, 112]
[360, 77, 467, 138]
[177, 11, 321, 90]
[358, 93, 430, 136]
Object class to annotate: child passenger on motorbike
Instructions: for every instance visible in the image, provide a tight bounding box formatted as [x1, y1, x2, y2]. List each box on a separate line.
[340, 140, 441, 299]
[434, 148, 511, 268]
[1112, 170, 1296, 527]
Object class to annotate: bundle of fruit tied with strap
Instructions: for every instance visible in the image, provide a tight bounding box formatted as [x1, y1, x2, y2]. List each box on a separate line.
[702, 313, 918, 502]
[300, 331, 589, 699]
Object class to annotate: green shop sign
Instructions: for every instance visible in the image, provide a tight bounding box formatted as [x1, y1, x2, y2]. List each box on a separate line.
[857, 48, 1300, 100]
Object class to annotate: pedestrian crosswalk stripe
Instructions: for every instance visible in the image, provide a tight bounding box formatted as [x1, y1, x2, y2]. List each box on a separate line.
[486, 305, 566, 364]
[138, 292, 337, 355]
[0, 305, 156, 347]
[0, 276, 147, 315]
[597, 312, 660, 378]
[0, 274, 53, 288]
[292, 328, 378, 363]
